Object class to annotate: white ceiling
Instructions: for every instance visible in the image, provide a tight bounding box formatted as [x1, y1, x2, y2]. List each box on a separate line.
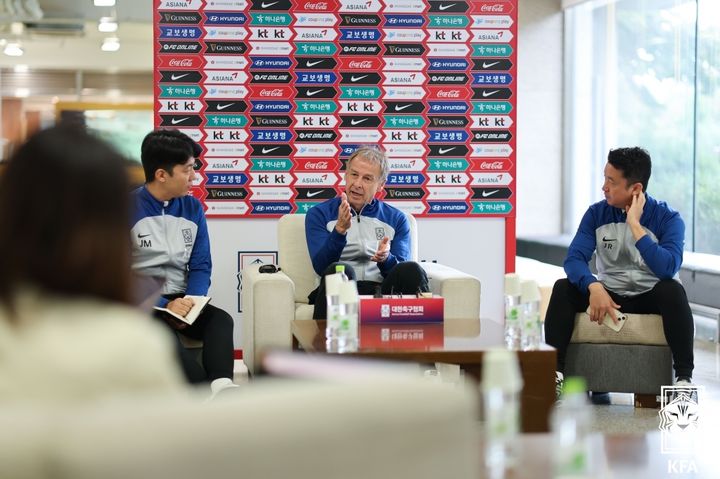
[0, 0, 153, 72]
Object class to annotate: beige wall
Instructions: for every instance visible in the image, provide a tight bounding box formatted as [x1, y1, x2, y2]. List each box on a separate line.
[517, 0, 564, 236]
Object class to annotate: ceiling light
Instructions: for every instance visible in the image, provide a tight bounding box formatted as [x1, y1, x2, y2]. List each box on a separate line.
[4, 42, 24, 57]
[101, 37, 120, 52]
[94, 0, 116, 6]
[98, 17, 118, 33]
[13, 64, 29, 73]
[15, 88, 29, 98]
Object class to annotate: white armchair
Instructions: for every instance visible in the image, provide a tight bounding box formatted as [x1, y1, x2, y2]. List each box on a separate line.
[241, 213, 481, 374]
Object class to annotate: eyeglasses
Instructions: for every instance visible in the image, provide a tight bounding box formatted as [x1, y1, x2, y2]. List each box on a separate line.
[259, 264, 281, 274]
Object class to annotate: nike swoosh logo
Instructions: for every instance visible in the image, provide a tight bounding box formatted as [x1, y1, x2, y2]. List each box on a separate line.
[482, 90, 500, 97]
[602, 236, 617, 242]
[305, 59, 324, 67]
[351, 75, 368, 82]
[306, 190, 324, 198]
[439, 3, 456, 10]
[482, 61, 500, 68]
[216, 103, 235, 110]
[481, 189, 499, 198]
[171, 117, 189, 125]
[137, 234, 151, 238]
[262, 147, 280, 154]
[171, 73, 189, 81]
[394, 104, 412, 111]
[438, 147, 455, 154]
[306, 89, 324, 96]
[350, 118, 368, 125]
[261, 1, 278, 7]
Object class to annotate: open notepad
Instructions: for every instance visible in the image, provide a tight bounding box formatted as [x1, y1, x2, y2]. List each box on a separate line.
[154, 295, 211, 325]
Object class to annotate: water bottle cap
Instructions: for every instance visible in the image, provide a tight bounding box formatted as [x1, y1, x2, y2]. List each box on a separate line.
[504, 273, 522, 296]
[520, 279, 541, 303]
[335, 264, 345, 274]
[563, 376, 587, 395]
[481, 348, 523, 392]
[338, 280, 359, 303]
[325, 273, 344, 295]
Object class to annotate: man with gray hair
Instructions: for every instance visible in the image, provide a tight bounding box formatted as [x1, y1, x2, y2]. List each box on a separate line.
[305, 146, 429, 319]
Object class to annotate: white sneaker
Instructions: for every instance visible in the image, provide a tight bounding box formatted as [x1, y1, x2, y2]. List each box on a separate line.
[208, 377, 239, 401]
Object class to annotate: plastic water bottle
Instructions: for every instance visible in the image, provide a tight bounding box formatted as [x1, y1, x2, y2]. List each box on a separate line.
[337, 279, 359, 353]
[551, 377, 593, 478]
[520, 279, 542, 350]
[325, 267, 346, 353]
[504, 273, 522, 349]
[482, 348, 523, 477]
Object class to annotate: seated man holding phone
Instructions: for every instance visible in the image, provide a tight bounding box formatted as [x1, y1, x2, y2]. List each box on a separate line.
[305, 146, 429, 319]
[544, 147, 694, 398]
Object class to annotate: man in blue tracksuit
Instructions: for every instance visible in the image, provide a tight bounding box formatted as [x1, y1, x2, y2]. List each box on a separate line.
[131, 129, 236, 396]
[306, 146, 428, 319]
[545, 147, 694, 396]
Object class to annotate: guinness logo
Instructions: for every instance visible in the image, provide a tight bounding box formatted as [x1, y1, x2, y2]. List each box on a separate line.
[204, 41, 247, 55]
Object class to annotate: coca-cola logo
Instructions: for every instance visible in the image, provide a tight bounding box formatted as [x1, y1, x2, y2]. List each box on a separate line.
[480, 161, 505, 170]
[304, 1, 329, 10]
[260, 89, 284, 97]
[437, 90, 460, 98]
[303, 160, 330, 169]
[478, 2, 512, 14]
[168, 58, 195, 68]
[349, 61, 372, 69]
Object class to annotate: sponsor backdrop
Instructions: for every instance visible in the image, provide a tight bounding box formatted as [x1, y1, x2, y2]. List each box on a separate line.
[154, 0, 517, 349]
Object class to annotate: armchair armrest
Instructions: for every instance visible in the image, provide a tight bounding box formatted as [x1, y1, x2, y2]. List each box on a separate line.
[420, 262, 481, 320]
[241, 265, 296, 375]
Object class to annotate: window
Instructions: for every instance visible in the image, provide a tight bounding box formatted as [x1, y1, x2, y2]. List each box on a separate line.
[564, 0, 720, 253]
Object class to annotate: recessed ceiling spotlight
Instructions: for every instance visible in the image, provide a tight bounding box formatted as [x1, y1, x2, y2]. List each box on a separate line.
[101, 37, 120, 52]
[98, 17, 118, 33]
[15, 88, 29, 98]
[94, 0, 116, 6]
[13, 64, 29, 73]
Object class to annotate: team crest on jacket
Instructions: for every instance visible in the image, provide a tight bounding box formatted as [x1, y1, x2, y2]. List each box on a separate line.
[375, 227, 385, 240]
[182, 228, 193, 244]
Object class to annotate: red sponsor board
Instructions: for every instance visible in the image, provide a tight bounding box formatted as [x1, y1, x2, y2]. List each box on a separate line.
[153, 0, 519, 232]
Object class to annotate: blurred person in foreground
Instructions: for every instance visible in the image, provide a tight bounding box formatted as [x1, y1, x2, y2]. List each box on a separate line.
[131, 129, 237, 398]
[0, 126, 184, 403]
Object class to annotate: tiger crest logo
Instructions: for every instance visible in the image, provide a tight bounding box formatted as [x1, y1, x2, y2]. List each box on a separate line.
[659, 389, 699, 432]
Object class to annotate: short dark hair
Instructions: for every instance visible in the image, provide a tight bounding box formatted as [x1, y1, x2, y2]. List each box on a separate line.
[140, 129, 201, 183]
[0, 127, 133, 316]
[607, 147, 652, 191]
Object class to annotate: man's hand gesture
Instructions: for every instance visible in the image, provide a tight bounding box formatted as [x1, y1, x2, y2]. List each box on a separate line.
[371, 236, 390, 263]
[587, 282, 621, 325]
[335, 192, 352, 235]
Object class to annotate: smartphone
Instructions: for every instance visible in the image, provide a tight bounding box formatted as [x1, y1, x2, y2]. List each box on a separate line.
[602, 310, 627, 332]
